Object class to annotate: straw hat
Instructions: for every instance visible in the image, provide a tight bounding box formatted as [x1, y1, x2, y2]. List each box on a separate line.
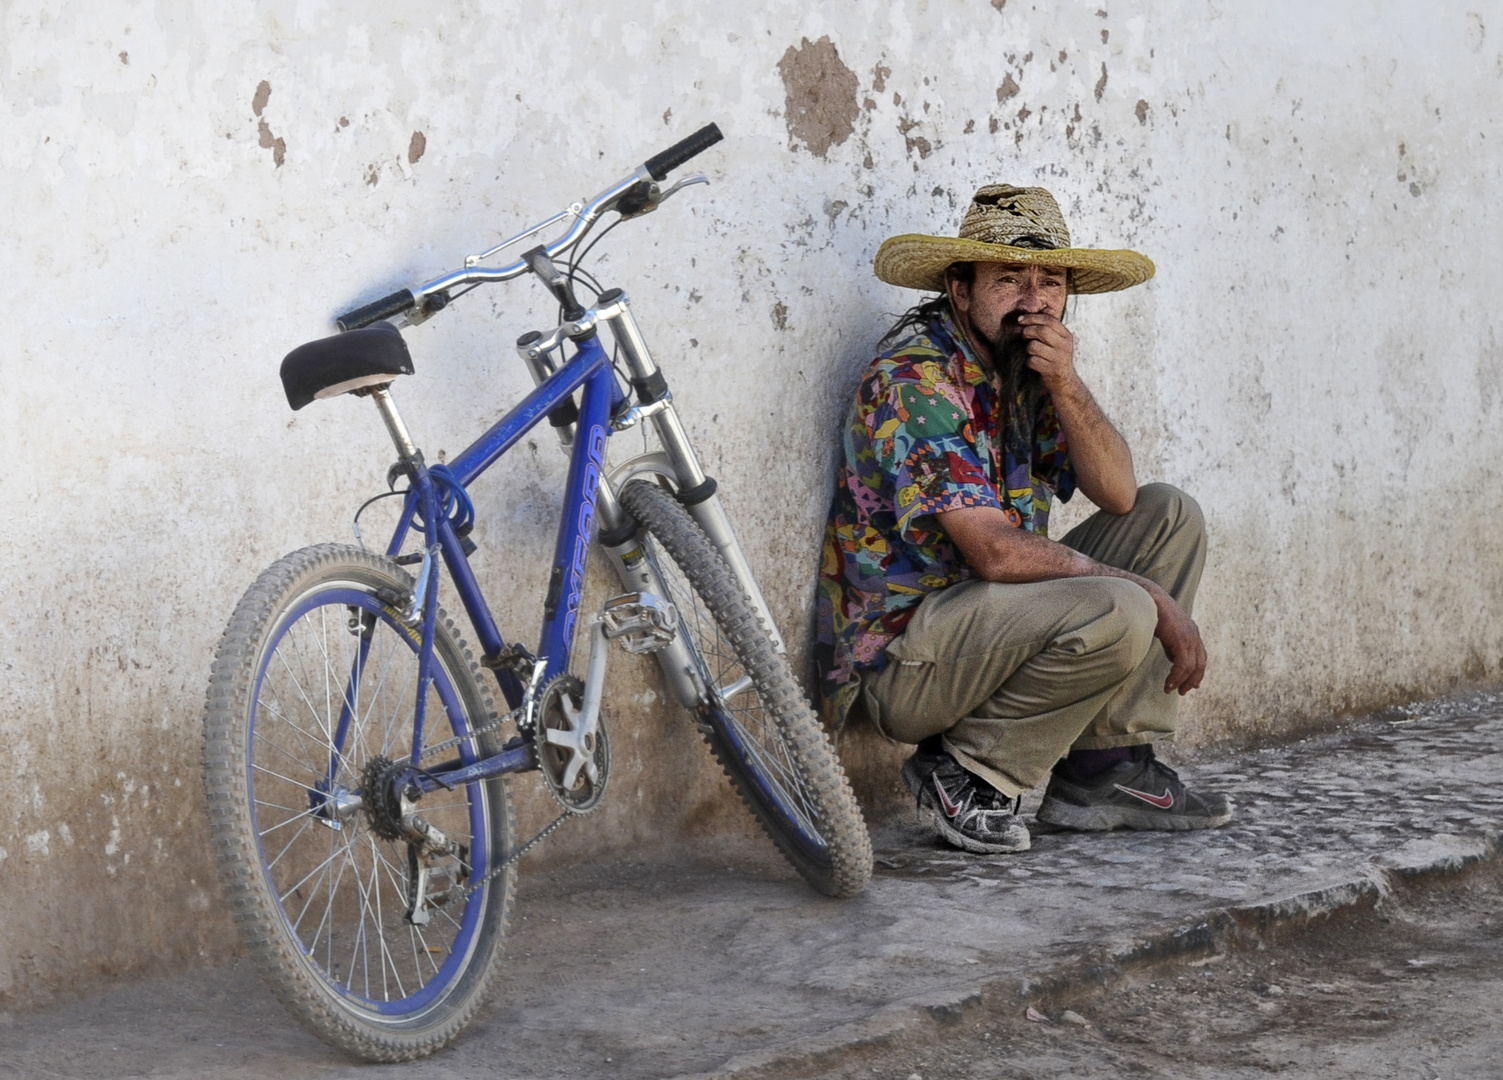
[874, 184, 1155, 294]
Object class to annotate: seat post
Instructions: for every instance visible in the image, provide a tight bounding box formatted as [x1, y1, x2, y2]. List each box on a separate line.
[369, 386, 419, 461]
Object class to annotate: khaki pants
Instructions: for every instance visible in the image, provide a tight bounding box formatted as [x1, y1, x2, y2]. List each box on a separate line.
[859, 483, 1206, 797]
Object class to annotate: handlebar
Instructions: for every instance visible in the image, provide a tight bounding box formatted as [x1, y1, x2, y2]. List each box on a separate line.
[334, 123, 725, 331]
[335, 288, 415, 332]
[644, 123, 723, 181]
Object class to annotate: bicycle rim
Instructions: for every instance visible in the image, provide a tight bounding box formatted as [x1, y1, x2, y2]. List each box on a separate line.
[647, 547, 830, 860]
[248, 585, 492, 1012]
[616, 479, 870, 898]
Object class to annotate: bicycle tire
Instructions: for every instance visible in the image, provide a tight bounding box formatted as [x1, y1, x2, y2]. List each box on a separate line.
[202, 543, 514, 1061]
[617, 480, 872, 898]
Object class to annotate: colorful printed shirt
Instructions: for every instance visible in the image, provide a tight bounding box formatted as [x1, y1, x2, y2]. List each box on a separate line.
[815, 305, 1077, 727]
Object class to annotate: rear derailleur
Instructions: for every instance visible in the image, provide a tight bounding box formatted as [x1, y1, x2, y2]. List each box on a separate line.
[361, 756, 471, 926]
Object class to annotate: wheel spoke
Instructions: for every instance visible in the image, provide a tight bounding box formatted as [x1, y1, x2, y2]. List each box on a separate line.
[251, 712, 325, 775]
[259, 809, 319, 852]
[723, 713, 821, 829]
[306, 829, 356, 964]
[649, 541, 821, 827]
[207, 551, 514, 1049]
[251, 762, 324, 795]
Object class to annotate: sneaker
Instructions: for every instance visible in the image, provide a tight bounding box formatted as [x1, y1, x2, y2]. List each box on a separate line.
[899, 736, 947, 799]
[914, 751, 1031, 854]
[1036, 746, 1233, 832]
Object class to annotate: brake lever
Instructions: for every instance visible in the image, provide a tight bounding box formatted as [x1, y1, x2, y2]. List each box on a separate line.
[618, 173, 710, 219]
[394, 289, 450, 329]
[660, 173, 710, 200]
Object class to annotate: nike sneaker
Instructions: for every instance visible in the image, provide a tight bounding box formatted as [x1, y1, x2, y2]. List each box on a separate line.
[1036, 745, 1233, 832]
[899, 735, 947, 799]
[914, 751, 1031, 854]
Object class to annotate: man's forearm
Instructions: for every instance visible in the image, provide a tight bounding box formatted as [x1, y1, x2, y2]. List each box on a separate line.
[936, 504, 1206, 693]
[939, 506, 1154, 592]
[1049, 376, 1136, 513]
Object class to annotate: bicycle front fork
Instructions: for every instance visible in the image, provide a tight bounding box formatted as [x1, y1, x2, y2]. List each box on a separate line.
[518, 289, 785, 658]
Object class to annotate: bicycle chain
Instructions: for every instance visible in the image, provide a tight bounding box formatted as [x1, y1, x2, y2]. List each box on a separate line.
[412, 703, 526, 766]
[399, 698, 573, 904]
[450, 810, 572, 903]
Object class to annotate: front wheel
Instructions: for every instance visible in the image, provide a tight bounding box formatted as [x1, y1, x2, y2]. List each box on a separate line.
[202, 544, 514, 1061]
[617, 480, 872, 898]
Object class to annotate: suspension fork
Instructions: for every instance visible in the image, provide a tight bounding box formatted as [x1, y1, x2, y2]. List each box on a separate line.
[595, 290, 785, 653]
[509, 292, 778, 705]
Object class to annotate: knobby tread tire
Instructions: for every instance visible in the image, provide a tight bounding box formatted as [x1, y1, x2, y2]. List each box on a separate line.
[201, 543, 515, 1062]
[618, 481, 872, 899]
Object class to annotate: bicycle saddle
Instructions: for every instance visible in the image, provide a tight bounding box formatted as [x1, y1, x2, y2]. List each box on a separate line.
[279, 320, 414, 411]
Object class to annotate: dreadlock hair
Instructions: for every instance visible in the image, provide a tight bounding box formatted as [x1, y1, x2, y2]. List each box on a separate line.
[878, 262, 975, 348]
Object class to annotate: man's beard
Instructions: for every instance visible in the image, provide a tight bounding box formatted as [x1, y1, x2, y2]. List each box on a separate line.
[975, 312, 1043, 438]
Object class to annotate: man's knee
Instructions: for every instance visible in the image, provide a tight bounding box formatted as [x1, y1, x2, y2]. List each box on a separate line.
[1095, 578, 1157, 675]
[1048, 578, 1156, 686]
[1134, 482, 1204, 539]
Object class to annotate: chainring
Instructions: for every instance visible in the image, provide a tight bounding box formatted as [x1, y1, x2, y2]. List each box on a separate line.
[535, 673, 610, 814]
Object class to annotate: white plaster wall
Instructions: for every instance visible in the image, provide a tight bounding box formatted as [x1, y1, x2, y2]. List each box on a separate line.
[2, 0, 1500, 1005]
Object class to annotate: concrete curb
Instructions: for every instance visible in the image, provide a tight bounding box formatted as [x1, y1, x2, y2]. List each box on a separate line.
[673, 830, 1501, 1080]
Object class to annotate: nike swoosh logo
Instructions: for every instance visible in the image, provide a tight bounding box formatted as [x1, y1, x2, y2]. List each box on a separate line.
[1114, 783, 1174, 809]
[933, 775, 963, 818]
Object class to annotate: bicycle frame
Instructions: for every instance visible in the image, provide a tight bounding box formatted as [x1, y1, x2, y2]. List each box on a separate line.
[364, 332, 623, 789]
[318, 258, 786, 825]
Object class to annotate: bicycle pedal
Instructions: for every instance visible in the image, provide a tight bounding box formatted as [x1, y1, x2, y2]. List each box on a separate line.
[599, 592, 678, 654]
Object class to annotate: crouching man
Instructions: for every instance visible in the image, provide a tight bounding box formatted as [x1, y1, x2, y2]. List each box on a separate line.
[816, 184, 1232, 854]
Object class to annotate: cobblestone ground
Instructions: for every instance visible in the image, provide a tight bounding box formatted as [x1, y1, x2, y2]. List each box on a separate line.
[871, 688, 1503, 916]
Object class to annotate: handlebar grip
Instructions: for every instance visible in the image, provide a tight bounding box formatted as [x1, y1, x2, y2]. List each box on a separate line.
[643, 123, 723, 181]
[336, 288, 416, 332]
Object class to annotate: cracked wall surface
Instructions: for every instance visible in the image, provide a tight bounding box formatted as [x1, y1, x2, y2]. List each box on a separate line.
[2, 0, 1501, 1008]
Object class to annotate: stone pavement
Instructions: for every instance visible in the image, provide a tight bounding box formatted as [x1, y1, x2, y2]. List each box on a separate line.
[2, 690, 1500, 1080]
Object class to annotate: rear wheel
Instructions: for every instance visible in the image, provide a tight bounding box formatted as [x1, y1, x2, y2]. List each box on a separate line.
[202, 544, 514, 1061]
[617, 480, 871, 898]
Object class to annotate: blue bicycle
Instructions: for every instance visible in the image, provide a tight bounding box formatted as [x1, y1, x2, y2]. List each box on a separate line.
[201, 124, 872, 1061]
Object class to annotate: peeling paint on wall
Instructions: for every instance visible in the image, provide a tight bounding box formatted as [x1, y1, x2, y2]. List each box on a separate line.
[251, 79, 285, 166]
[257, 120, 286, 167]
[778, 35, 859, 158]
[2, 0, 1502, 1011]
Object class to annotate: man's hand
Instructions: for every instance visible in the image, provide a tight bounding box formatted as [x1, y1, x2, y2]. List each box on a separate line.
[1146, 584, 1207, 695]
[1017, 313, 1078, 392]
[1016, 312, 1136, 514]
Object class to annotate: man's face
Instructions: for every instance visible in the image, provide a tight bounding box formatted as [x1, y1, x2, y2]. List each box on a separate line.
[949, 261, 1068, 367]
